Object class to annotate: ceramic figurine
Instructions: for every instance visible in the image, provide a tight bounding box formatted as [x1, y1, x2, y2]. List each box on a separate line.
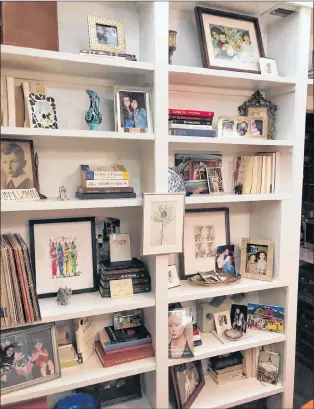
[168, 168, 186, 193]
[56, 287, 72, 305]
[57, 185, 69, 201]
[85, 89, 102, 130]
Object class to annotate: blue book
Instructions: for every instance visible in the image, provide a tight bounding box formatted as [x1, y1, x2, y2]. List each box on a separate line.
[170, 129, 216, 137]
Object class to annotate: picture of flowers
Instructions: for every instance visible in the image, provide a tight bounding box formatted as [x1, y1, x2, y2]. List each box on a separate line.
[151, 202, 176, 246]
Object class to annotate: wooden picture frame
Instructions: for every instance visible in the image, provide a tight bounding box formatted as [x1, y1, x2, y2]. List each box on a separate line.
[29, 217, 97, 298]
[180, 208, 230, 279]
[240, 238, 274, 281]
[170, 360, 205, 409]
[195, 7, 265, 74]
[87, 15, 125, 54]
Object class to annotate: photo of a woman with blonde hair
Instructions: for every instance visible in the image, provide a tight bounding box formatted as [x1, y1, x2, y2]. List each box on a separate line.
[168, 309, 194, 359]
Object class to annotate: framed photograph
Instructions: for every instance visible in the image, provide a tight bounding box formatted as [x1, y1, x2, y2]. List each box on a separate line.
[230, 304, 248, 333]
[174, 153, 222, 195]
[114, 88, 152, 133]
[214, 310, 231, 336]
[168, 265, 181, 289]
[29, 217, 97, 298]
[168, 308, 194, 359]
[249, 117, 268, 139]
[0, 323, 60, 395]
[195, 7, 265, 73]
[77, 375, 142, 407]
[87, 15, 125, 54]
[170, 360, 205, 409]
[180, 208, 230, 279]
[257, 351, 280, 385]
[247, 303, 284, 334]
[216, 244, 236, 275]
[206, 167, 224, 193]
[28, 93, 58, 129]
[142, 193, 185, 256]
[259, 57, 278, 76]
[240, 238, 274, 281]
[109, 233, 132, 263]
[218, 116, 250, 138]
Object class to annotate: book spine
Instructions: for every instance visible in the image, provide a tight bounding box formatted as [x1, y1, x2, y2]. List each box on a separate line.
[84, 170, 129, 180]
[103, 337, 152, 351]
[169, 119, 213, 125]
[78, 186, 134, 193]
[169, 109, 214, 117]
[6, 77, 16, 127]
[100, 277, 151, 289]
[96, 346, 154, 368]
[104, 342, 152, 355]
[99, 266, 146, 276]
[169, 129, 216, 137]
[193, 339, 202, 347]
[76, 192, 136, 200]
[82, 179, 130, 188]
[169, 115, 213, 121]
[169, 124, 213, 130]
[100, 259, 144, 272]
[99, 285, 151, 298]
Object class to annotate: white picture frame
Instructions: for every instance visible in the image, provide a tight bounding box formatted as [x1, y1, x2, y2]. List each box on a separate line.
[142, 193, 185, 256]
[214, 310, 232, 336]
[259, 58, 278, 76]
[168, 265, 181, 289]
[109, 233, 132, 262]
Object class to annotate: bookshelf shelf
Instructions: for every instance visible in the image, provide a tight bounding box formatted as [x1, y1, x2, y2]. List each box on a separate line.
[169, 136, 294, 147]
[1, 353, 156, 406]
[185, 193, 290, 205]
[168, 330, 286, 367]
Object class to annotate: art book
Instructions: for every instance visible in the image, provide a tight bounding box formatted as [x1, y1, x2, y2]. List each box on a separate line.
[247, 303, 284, 334]
[257, 350, 280, 385]
[168, 308, 194, 359]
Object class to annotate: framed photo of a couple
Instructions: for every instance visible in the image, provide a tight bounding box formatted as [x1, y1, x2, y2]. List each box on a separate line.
[240, 238, 274, 281]
[115, 87, 152, 134]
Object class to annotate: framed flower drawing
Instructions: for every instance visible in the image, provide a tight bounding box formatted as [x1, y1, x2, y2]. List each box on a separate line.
[180, 208, 230, 279]
[142, 193, 185, 256]
[29, 217, 97, 298]
[195, 7, 265, 73]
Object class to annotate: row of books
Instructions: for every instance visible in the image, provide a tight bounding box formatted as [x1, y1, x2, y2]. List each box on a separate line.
[1, 234, 41, 328]
[96, 324, 154, 368]
[77, 164, 136, 200]
[233, 153, 281, 194]
[168, 108, 215, 137]
[98, 258, 151, 297]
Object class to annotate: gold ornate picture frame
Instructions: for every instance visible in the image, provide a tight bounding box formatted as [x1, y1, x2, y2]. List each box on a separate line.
[87, 15, 125, 54]
[240, 238, 274, 281]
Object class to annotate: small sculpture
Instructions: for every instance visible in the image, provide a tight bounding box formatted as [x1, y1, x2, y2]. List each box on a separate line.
[85, 89, 102, 130]
[56, 287, 72, 305]
[57, 185, 69, 201]
[168, 168, 186, 193]
[168, 30, 177, 65]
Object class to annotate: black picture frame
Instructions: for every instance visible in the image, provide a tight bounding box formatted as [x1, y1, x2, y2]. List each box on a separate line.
[194, 7, 265, 74]
[180, 207, 230, 279]
[29, 217, 97, 298]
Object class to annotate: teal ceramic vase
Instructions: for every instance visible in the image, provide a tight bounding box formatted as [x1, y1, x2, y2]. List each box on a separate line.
[85, 90, 102, 130]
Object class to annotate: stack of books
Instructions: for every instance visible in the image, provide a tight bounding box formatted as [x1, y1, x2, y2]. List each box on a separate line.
[77, 164, 136, 200]
[208, 351, 246, 385]
[168, 109, 215, 137]
[96, 325, 154, 367]
[233, 153, 281, 195]
[98, 258, 151, 298]
[80, 49, 137, 61]
[193, 323, 202, 347]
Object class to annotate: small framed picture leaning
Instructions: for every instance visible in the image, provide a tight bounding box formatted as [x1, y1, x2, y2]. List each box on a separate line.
[240, 238, 274, 281]
[180, 207, 230, 279]
[0, 323, 60, 395]
[87, 15, 125, 54]
[29, 217, 97, 298]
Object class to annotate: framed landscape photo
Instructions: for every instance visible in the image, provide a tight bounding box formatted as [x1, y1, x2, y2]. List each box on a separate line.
[87, 15, 125, 54]
[142, 193, 185, 256]
[195, 7, 265, 73]
[180, 208, 230, 279]
[29, 217, 97, 298]
[1, 323, 60, 395]
[240, 238, 274, 281]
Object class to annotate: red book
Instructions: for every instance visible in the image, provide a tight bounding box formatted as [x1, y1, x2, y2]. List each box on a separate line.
[5, 398, 48, 409]
[95, 341, 154, 368]
[103, 342, 153, 356]
[169, 109, 214, 117]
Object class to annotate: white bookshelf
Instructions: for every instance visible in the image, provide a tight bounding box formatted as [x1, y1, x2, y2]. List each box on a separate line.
[0, 2, 311, 409]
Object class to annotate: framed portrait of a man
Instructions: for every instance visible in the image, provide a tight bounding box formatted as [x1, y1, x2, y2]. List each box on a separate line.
[1, 139, 37, 191]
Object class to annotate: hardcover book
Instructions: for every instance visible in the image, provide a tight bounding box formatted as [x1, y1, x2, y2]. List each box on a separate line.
[80, 164, 129, 180]
[78, 186, 134, 193]
[99, 258, 145, 272]
[169, 115, 213, 121]
[104, 325, 152, 344]
[100, 276, 151, 289]
[76, 192, 136, 200]
[169, 109, 214, 117]
[99, 284, 151, 298]
[99, 270, 147, 281]
[168, 118, 213, 125]
[169, 129, 216, 137]
[81, 179, 130, 188]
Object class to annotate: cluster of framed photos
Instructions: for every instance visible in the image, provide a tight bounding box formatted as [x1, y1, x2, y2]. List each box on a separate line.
[218, 113, 267, 139]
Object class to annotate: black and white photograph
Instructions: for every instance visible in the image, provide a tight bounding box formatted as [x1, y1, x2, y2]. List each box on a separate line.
[87, 16, 125, 53]
[214, 310, 231, 336]
[96, 23, 118, 46]
[1, 324, 60, 394]
[230, 304, 248, 333]
[257, 350, 280, 385]
[170, 360, 205, 409]
[221, 119, 235, 137]
[28, 93, 58, 129]
[240, 238, 274, 281]
[206, 167, 224, 193]
[194, 225, 215, 259]
[168, 265, 181, 289]
[1, 139, 36, 190]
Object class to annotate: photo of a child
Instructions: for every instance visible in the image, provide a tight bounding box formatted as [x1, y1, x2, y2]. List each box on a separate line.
[250, 119, 264, 137]
[245, 243, 268, 275]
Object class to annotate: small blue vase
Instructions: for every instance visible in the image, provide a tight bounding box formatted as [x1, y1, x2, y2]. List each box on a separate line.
[85, 90, 102, 131]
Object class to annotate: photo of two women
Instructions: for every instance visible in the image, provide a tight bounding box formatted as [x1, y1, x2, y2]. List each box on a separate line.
[120, 91, 148, 129]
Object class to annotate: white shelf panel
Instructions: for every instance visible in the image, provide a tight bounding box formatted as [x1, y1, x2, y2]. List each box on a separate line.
[168, 330, 285, 367]
[1, 197, 143, 212]
[39, 291, 155, 323]
[169, 136, 294, 147]
[191, 374, 284, 409]
[110, 395, 152, 409]
[1, 353, 156, 406]
[0, 45, 154, 80]
[168, 278, 288, 303]
[1, 127, 155, 141]
[169, 65, 296, 91]
[185, 193, 290, 205]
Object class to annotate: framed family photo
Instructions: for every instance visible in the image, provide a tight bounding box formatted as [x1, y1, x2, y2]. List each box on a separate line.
[87, 15, 125, 54]
[29, 217, 97, 298]
[195, 7, 265, 73]
[218, 116, 250, 138]
[180, 207, 230, 279]
[114, 87, 153, 133]
[1, 323, 60, 394]
[240, 238, 274, 281]
[142, 193, 185, 256]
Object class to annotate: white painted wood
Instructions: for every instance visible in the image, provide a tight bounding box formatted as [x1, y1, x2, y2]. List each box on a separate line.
[169, 135, 294, 147]
[185, 193, 290, 204]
